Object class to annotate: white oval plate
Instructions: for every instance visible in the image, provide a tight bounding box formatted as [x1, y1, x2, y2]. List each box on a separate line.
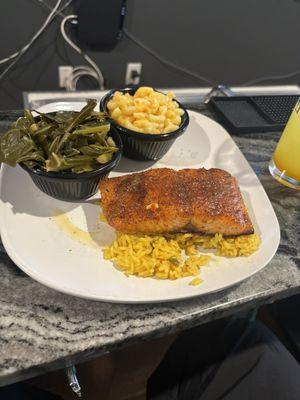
[0, 104, 280, 303]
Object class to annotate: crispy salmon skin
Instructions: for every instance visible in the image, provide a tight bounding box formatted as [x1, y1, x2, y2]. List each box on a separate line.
[100, 168, 254, 236]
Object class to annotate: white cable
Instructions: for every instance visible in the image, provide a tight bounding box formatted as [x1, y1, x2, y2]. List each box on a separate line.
[72, 66, 99, 79]
[0, 0, 65, 69]
[60, 15, 104, 90]
[35, 0, 73, 18]
[71, 71, 99, 90]
[2, 1, 299, 89]
[64, 65, 99, 90]
[0, 0, 62, 82]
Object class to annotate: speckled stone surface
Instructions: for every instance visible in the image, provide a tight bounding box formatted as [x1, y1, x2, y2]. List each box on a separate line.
[0, 107, 299, 386]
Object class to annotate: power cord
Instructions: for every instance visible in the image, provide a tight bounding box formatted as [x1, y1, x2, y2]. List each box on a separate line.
[1, 1, 298, 88]
[0, 0, 63, 81]
[60, 15, 104, 90]
[123, 28, 215, 86]
[0, 1, 104, 90]
[124, 28, 300, 87]
[241, 68, 300, 86]
[35, 0, 73, 19]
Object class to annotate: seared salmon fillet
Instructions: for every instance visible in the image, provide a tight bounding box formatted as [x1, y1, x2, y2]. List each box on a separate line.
[100, 168, 254, 236]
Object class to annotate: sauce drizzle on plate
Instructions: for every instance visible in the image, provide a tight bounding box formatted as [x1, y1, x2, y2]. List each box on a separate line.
[53, 209, 98, 249]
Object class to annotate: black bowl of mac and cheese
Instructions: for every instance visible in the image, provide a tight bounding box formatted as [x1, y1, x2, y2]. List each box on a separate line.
[100, 87, 189, 161]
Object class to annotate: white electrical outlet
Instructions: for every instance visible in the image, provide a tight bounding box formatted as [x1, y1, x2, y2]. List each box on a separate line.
[125, 63, 142, 85]
[58, 65, 73, 88]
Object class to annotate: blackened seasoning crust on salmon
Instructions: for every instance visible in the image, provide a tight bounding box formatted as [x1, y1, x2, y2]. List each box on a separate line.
[100, 168, 254, 236]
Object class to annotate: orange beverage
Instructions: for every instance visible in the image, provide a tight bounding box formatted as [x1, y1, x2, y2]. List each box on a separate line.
[269, 98, 300, 189]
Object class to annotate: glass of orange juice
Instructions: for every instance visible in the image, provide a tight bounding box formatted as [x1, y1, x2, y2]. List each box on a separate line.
[269, 98, 300, 190]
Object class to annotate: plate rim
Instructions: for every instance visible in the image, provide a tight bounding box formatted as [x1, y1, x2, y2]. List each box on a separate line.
[0, 218, 280, 303]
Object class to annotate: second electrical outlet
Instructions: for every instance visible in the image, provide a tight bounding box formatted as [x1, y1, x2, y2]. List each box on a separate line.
[58, 65, 73, 88]
[125, 63, 142, 85]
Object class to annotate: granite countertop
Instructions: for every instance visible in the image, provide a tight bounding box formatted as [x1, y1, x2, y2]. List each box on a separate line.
[0, 107, 299, 387]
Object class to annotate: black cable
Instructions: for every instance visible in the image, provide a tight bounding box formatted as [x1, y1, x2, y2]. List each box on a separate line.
[123, 28, 215, 86]
[124, 28, 300, 88]
[242, 68, 300, 86]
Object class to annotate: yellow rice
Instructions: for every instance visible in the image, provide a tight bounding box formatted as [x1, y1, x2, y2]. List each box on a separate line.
[103, 232, 260, 285]
[189, 277, 203, 286]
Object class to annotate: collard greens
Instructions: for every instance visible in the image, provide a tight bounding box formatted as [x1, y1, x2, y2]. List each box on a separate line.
[0, 99, 118, 173]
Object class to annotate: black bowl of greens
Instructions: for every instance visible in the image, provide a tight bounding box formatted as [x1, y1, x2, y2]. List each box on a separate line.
[0, 99, 122, 201]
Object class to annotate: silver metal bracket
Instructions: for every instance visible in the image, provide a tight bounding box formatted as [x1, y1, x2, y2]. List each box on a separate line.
[66, 365, 82, 397]
[203, 84, 235, 104]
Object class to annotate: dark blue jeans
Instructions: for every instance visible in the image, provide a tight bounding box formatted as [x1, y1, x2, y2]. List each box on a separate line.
[147, 316, 300, 400]
[0, 383, 61, 400]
